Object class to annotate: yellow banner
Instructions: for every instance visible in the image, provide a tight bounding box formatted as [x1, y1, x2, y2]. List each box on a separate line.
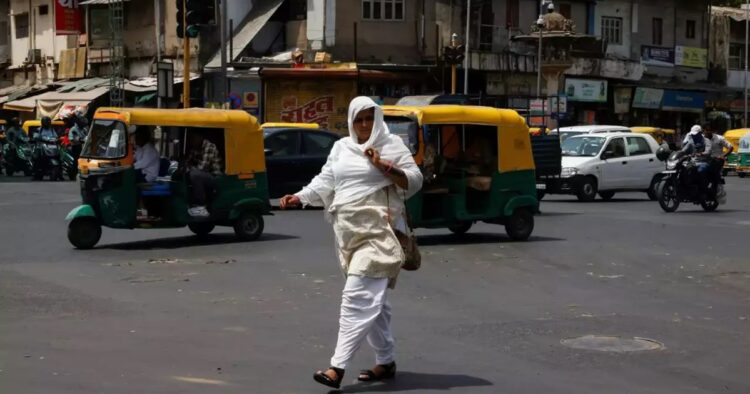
[264, 79, 357, 134]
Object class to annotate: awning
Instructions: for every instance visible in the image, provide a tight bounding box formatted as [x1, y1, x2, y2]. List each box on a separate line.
[124, 74, 201, 93]
[79, 0, 130, 5]
[4, 86, 110, 117]
[0, 84, 53, 105]
[711, 6, 750, 22]
[205, 0, 284, 68]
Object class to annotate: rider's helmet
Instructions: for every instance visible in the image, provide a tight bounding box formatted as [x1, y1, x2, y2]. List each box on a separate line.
[656, 146, 671, 161]
[41, 116, 52, 129]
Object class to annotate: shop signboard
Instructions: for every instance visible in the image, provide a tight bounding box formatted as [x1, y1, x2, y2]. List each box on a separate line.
[55, 0, 83, 35]
[675, 46, 707, 68]
[565, 78, 608, 103]
[264, 79, 357, 134]
[614, 88, 633, 114]
[641, 46, 674, 67]
[632, 87, 664, 109]
[549, 96, 567, 114]
[661, 90, 705, 113]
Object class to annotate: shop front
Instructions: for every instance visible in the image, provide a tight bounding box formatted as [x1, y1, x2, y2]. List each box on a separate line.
[564, 78, 611, 125]
[630, 87, 665, 127]
[660, 90, 706, 135]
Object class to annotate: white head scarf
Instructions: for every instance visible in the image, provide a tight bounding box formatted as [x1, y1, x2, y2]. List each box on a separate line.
[296, 96, 423, 214]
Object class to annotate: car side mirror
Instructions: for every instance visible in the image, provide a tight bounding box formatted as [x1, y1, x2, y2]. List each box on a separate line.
[600, 151, 611, 160]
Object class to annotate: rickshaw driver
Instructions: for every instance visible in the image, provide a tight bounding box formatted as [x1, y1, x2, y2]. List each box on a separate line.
[185, 131, 222, 217]
[133, 126, 160, 183]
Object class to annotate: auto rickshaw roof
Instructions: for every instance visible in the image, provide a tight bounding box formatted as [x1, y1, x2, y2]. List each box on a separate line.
[261, 122, 320, 129]
[725, 128, 750, 138]
[22, 120, 66, 133]
[94, 107, 260, 132]
[630, 126, 660, 133]
[382, 105, 527, 128]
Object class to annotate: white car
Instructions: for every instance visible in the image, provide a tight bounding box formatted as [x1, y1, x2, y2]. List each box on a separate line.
[554, 125, 631, 143]
[546, 132, 664, 201]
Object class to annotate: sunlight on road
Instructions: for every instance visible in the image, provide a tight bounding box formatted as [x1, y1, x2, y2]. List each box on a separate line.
[172, 376, 230, 386]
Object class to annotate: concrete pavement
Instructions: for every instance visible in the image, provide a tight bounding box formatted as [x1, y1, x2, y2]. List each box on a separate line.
[1, 177, 749, 393]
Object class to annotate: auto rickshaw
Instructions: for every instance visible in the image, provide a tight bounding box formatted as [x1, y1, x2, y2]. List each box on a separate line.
[65, 108, 270, 249]
[22, 119, 66, 137]
[260, 122, 320, 130]
[382, 105, 538, 241]
[736, 130, 750, 178]
[723, 129, 749, 176]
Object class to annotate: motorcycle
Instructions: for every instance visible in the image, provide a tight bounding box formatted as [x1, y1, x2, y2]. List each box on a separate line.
[655, 150, 726, 213]
[32, 134, 64, 181]
[2, 139, 33, 177]
[61, 144, 78, 180]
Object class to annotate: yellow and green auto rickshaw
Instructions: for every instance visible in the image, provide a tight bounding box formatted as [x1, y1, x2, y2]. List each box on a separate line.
[65, 108, 270, 249]
[22, 119, 66, 136]
[382, 105, 538, 241]
[736, 130, 750, 178]
[723, 129, 749, 176]
[260, 122, 320, 130]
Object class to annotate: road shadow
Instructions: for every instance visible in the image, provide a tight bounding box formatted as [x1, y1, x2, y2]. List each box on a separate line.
[536, 211, 581, 217]
[549, 198, 651, 203]
[417, 233, 564, 246]
[96, 233, 298, 251]
[662, 209, 746, 215]
[336, 371, 493, 393]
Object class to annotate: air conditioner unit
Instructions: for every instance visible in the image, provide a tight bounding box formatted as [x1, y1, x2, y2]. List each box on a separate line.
[27, 49, 42, 64]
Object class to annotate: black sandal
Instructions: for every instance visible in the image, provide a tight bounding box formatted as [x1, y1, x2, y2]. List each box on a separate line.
[358, 361, 396, 382]
[313, 367, 345, 389]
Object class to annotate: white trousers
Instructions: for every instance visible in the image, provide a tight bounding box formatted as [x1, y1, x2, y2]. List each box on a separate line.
[330, 275, 394, 369]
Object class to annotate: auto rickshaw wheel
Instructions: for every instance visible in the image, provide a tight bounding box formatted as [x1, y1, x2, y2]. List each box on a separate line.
[505, 208, 534, 241]
[188, 222, 215, 237]
[68, 218, 102, 250]
[448, 222, 472, 235]
[233, 211, 264, 241]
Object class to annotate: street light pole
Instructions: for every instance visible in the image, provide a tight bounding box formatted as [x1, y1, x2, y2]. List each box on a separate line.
[745, 0, 748, 128]
[464, 0, 471, 95]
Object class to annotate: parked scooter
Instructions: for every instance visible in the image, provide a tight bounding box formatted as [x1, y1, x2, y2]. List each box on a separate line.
[655, 149, 726, 212]
[2, 128, 33, 176]
[31, 117, 64, 181]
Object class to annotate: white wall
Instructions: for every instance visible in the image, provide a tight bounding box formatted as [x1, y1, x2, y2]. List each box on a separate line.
[595, 0, 632, 59]
[307, 0, 326, 50]
[10, 0, 75, 68]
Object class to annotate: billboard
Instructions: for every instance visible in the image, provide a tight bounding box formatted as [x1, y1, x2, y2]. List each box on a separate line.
[55, 0, 83, 35]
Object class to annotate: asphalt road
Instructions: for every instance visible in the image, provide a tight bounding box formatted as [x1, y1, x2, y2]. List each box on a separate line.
[1, 176, 749, 394]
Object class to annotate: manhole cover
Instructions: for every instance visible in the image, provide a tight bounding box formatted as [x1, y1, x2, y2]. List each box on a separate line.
[561, 335, 663, 352]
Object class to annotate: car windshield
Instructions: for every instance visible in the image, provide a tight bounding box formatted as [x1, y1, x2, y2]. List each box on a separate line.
[384, 116, 419, 154]
[81, 119, 127, 159]
[561, 136, 606, 157]
[559, 131, 583, 143]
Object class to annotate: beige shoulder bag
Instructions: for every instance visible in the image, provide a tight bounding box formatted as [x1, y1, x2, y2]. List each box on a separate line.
[386, 187, 421, 271]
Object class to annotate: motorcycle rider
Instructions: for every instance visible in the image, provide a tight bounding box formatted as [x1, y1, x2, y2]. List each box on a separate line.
[33, 116, 58, 142]
[697, 122, 733, 196]
[31, 117, 62, 180]
[5, 118, 24, 146]
[67, 111, 88, 160]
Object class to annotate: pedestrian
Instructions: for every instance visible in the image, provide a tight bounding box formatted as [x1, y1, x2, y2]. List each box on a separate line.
[279, 96, 423, 389]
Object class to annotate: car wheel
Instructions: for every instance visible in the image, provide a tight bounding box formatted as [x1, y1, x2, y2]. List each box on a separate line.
[656, 179, 680, 213]
[647, 176, 660, 201]
[188, 223, 215, 237]
[598, 191, 615, 201]
[233, 211, 264, 241]
[505, 208, 534, 241]
[448, 222, 472, 235]
[68, 218, 102, 249]
[576, 177, 597, 202]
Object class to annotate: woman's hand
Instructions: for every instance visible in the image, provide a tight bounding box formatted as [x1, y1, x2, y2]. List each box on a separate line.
[365, 148, 392, 173]
[279, 194, 301, 209]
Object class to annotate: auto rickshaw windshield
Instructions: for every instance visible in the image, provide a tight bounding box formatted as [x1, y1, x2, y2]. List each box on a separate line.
[384, 116, 419, 154]
[81, 119, 128, 159]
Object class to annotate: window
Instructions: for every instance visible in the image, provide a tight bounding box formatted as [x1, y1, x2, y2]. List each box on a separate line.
[601, 17, 622, 45]
[603, 138, 626, 158]
[652, 18, 663, 46]
[264, 131, 300, 157]
[626, 137, 652, 156]
[506, 0, 519, 28]
[39, 5, 49, 15]
[729, 43, 745, 70]
[14, 13, 29, 39]
[0, 21, 8, 46]
[558, 3, 571, 19]
[362, 0, 404, 21]
[686, 20, 696, 40]
[302, 132, 337, 156]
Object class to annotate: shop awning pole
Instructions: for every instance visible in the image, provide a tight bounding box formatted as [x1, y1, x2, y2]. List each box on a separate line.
[464, 0, 470, 95]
